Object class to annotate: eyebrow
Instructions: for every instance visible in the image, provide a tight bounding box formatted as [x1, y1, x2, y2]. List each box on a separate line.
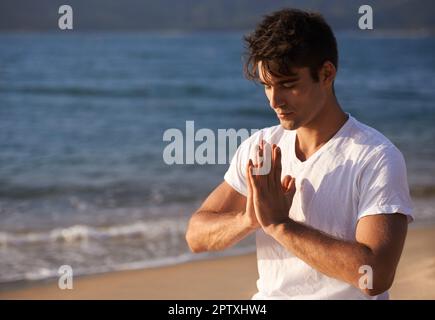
[259, 76, 300, 85]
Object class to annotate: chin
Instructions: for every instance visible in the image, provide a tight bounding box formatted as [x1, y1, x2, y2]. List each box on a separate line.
[280, 120, 298, 130]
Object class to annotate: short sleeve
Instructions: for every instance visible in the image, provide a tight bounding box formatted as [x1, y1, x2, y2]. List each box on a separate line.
[357, 146, 414, 223]
[224, 131, 263, 197]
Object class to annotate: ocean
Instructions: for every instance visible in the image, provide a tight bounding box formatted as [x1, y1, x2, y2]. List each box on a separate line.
[0, 32, 434, 285]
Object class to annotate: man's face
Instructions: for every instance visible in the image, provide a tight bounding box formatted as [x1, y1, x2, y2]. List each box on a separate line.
[258, 61, 329, 131]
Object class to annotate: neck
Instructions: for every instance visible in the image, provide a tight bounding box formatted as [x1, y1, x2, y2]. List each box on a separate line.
[295, 96, 348, 160]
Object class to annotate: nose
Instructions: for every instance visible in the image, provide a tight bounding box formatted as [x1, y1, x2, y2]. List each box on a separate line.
[268, 87, 286, 110]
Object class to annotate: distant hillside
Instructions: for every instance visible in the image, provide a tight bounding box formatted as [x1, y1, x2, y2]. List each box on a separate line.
[1, 0, 434, 32]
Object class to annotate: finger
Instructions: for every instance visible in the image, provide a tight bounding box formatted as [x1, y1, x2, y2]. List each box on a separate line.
[271, 144, 276, 172]
[284, 177, 296, 208]
[282, 175, 292, 192]
[270, 143, 277, 185]
[274, 145, 282, 186]
[270, 144, 277, 180]
[286, 177, 296, 194]
[256, 144, 263, 170]
[247, 158, 257, 191]
[246, 159, 254, 195]
[264, 142, 273, 179]
[246, 159, 252, 185]
[257, 140, 263, 166]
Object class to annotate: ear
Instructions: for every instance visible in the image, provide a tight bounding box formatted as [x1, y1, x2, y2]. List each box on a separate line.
[320, 61, 336, 86]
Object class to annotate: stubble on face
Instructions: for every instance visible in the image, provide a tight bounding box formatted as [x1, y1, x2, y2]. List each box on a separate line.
[257, 61, 305, 131]
[258, 61, 328, 132]
[279, 117, 298, 130]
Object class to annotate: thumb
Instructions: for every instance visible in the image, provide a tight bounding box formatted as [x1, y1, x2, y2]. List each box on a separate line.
[246, 159, 255, 195]
[284, 177, 296, 207]
[281, 175, 293, 192]
[285, 176, 296, 195]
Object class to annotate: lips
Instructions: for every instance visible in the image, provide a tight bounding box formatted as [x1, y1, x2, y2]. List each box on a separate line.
[277, 112, 294, 118]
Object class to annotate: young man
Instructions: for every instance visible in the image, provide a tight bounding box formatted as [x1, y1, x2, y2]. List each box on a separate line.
[185, 9, 413, 299]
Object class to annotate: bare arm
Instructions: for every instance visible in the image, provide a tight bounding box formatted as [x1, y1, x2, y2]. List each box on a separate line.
[248, 143, 409, 296]
[185, 181, 258, 253]
[267, 213, 408, 296]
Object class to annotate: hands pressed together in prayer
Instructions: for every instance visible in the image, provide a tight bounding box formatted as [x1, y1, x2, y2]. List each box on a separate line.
[245, 140, 297, 235]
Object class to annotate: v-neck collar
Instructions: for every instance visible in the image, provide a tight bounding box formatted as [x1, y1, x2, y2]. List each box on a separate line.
[290, 113, 353, 166]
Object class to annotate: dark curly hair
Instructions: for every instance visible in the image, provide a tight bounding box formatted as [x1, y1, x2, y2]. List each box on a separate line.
[243, 8, 338, 84]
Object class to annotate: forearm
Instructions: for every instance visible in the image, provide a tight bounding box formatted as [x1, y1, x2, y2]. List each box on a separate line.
[268, 221, 385, 294]
[186, 210, 255, 253]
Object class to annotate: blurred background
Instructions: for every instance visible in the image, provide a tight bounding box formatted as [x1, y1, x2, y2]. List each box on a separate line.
[0, 0, 434, 288]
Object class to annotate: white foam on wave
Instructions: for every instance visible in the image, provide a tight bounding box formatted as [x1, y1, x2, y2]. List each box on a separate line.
[1, 245, 256, 283]
[0, 217, 189, 247]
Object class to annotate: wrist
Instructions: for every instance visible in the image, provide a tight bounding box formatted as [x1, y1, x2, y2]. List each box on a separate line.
[239, 211, 260, 231]
[264, 218, 294, 237]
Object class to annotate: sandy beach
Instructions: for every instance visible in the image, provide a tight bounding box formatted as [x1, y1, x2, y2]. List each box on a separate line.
[1, 225, 434, 300]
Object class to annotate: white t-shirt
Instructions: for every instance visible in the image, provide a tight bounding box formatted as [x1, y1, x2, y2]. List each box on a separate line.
[224, 113, 414, 300]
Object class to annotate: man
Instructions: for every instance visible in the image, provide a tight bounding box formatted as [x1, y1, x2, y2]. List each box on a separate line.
[185, 8, 413, 299]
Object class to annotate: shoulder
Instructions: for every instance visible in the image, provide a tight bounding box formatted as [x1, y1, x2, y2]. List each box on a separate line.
[349, 116, 395, 149]
[341, 118, 408, 185]
[346, 116, 404, 163]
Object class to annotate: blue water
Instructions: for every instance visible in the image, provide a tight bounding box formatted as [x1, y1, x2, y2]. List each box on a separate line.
[0, 32, 434, 285]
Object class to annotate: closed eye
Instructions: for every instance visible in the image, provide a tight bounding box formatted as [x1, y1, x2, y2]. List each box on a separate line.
[282, 82, 297, 89]
[261, 82, 297, 90]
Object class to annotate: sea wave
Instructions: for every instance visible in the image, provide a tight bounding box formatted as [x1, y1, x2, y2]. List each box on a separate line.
[2, 181, 435, 202]
[0, 216, 256, 284]
[0, 83, 247, 100]
[411, 185, 435, 198]
[0, 181, 205, 205]
[0, 218, 189, 246]
[0, 86, 151, 99]
[0, 245, 256, 284]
